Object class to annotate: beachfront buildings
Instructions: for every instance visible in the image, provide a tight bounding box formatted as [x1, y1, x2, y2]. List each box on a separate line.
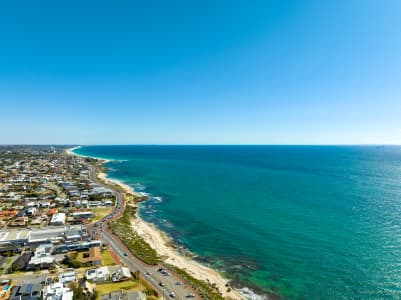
[0, 146, 151, 300]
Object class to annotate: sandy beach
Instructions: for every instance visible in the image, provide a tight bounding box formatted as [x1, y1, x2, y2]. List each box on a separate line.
[107, 173, 244, 299]
[66, 146, 82, 155]
[66, 146, 244, 300]
[131, 214, 243, 300]
[97, 172, 136, 195]
[66, 146, 112, 163]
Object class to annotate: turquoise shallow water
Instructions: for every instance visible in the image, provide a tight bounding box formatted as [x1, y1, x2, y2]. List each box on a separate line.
[74, 145, 401, 299]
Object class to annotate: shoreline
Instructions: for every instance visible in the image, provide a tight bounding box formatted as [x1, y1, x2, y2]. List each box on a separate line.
[66, 146, 245, 300]
[65, 145, 82, 156]
[66, 145, 112, 163]
[97, 172, 135, 195]
[131, 213, 243, 299]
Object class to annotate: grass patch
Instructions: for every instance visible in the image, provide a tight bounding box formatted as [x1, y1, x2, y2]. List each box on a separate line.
[101, 250, 115, 266]
[91, 207, 112, 221]
[140, 279, 159, 298]
[95, 280, 140, 298]
[166, 264, 225, 300]
[109, 199, 159, 265]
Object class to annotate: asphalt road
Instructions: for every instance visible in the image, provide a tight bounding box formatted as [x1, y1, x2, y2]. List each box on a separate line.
[89, 166, 199, 300]
[0, 164, 201, 300]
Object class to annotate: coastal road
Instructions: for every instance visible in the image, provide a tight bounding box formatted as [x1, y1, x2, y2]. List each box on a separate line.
[87, 165, 200, 300]
[102, 229, 196, 300]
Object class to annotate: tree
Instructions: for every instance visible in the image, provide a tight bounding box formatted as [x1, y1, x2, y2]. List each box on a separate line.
[68, 282, 96, 300]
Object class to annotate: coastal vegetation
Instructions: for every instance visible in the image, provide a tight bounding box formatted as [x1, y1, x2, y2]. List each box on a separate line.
[92, 156, 230, 299]
[165, 264, 224, 300]
[109, 197, 159, 265]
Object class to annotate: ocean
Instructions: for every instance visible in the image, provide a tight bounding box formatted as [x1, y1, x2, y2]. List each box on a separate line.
[73, 145, 401, 299]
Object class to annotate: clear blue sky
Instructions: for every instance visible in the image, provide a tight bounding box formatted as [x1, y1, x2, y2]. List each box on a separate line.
[1, 0, 400, 145]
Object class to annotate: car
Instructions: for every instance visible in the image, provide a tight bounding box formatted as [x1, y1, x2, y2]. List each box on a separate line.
[158, 269, 169, 276]
[169, 292, 176, 298]
[186, 294, 195, 298]
[123, 253, 128, 256]
[146, 271, 152, 276]
[159, 282, 165, 287]
[175, 281, 181, 286]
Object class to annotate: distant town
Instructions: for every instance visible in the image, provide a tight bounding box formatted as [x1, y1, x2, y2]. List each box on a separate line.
[0, 146, 208, 300]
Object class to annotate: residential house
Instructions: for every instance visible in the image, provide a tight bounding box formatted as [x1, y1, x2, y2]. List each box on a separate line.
[9, 283, 41, 300]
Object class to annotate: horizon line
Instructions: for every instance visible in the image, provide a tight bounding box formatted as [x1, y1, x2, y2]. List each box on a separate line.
[1, 144, 400, 147]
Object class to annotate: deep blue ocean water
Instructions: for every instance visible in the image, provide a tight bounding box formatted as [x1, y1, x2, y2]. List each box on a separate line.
[74, 145, 401, 299]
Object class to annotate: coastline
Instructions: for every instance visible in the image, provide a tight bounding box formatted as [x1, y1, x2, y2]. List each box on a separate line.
[66, 145, 82, 156]
[131, 213, 243, 299]
[66, 147, 244, 300]
[97, 172, 135, 195]
[67, 145, 112, 163]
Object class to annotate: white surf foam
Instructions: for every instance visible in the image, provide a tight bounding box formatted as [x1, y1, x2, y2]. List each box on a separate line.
[238, 287, 268, 300]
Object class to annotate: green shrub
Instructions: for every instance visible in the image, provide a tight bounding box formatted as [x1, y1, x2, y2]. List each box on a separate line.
[109, 201, 159, 265]
[166, 264, 225, 300]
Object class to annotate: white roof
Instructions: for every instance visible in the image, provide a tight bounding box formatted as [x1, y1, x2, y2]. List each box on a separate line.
[62, 291, 73, 300]
[29, 255, 54, 265]
[121, 267, 131, 278]
[44, 283, 73, 300]
[59, 271, 76, 284]
[85, 269, 97, 280]
[85, 266, 110, 281]
[50, 213, 66, 224]
[72, 211, 93, 216]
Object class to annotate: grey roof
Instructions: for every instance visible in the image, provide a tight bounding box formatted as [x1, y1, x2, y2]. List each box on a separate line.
[101, 290, 122, 300]
[29, 225, 83, 242]
[100, 291, 146, 300]
[10, 283, 41, 300]
[126, 291, 146, 300]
